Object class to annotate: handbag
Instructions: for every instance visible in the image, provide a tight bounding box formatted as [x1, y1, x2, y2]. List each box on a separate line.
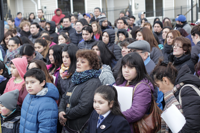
[132, 82, 162, 133]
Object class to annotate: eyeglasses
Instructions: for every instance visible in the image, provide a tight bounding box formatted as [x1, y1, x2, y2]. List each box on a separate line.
[172, 44, 182, 48]
[129, 49, 144, 53]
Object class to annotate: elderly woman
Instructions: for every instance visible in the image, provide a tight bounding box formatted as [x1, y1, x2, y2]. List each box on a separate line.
[58, 50, 102, 133]
[19, 21, 31, 38]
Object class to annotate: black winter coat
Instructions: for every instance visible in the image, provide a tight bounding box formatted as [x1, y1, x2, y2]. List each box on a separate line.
[58, 77, 102, 131]
[162, 43, 173, 63]
[28, 32, 41, 43]
[173, 65, 200, 133]
[103, 29, 122, 61]
[20, 30, 31, 38]
[46, 21, 58, 44]
[112, 58, 122, 79]
[191, 41, 200, 65]
[78, 39, 97, 49]
[57, 74, 72, 97]
[70, 32, 83, 46]
[59, 26, 75, 36]
[0, 79, 9, 95]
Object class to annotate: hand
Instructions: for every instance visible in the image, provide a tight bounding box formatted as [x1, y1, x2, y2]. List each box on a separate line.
[59, 111, 67, 126]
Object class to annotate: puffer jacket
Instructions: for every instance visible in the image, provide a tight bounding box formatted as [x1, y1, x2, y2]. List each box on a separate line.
[191, 41, 200, 65]
[78, 39, 97, 49]
[99, 64, 115, 85]
[46, 21, 58, 43]
[20, 83, 59, 133]
[103, 29, 122, 60]
[70, 32, 83, 46]
[150, 47, 163, 64]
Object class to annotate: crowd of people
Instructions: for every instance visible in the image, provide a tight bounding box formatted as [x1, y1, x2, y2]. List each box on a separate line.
[1, 6, 200, 133]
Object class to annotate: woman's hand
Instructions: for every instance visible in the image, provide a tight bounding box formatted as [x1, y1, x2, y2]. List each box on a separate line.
[59, 111, 67, 126]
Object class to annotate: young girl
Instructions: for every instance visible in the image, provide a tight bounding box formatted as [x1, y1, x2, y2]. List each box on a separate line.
[86, 85, 131, 133]
[91, 21, 102, 40]
[34, 38, 49, 60]
[42, 35, 56, 47]
[58, 33, 70, 45]
[0, 61, 10, 94]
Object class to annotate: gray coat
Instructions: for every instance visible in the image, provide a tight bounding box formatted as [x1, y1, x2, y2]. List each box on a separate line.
[99, 65, 115, 85]
[183, 23, 191, 35]
[191, 41, 200, 65]
[150, 47, 163, 64]
[145, 59, 156, 75]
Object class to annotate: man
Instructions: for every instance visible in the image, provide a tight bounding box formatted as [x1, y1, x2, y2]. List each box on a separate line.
[153, 21, 163, 44]
[7, 18, 21, 32]
[175, 15, 191, 35]
[129, 16, 136, 30]
[39, 18, 46, 30]
[59, 16, 75, 35]
[94, 7, 101, 19]
[127, 40, 155, 75]
[29, 22, 41, 43]
[15, 12, 22, 27]
[136, 12, 145, 27]
[45, 21, 58, 43]
[119, 11, 125, 18]
[70, 21, 83, 46]
[162, 26, 172, 44]
[98, 16, 112, 32]
[83, 13, 91, 24]
[51, 8, 65, 26]
[34, 9, 45, 22]
[78, 26, 96, 49]
[71, 15, 78, 28]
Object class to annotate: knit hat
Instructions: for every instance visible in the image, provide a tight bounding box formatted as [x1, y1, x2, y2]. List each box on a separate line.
[0, 90, 19, 111]
[98, 15, 107, 26]
[117, 29, 129, 38]
[127, 40, 150, 53]
[154, 21, 163, 29]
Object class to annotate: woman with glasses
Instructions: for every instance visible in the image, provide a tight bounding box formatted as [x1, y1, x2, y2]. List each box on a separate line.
[169, 36, 195, 73]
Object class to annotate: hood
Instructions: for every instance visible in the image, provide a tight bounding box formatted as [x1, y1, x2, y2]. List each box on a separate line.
[175, 65, 200, 87]
[102, 64, 112, 73]
[34, 51, 44, 60]
[11, 57, 28, 79]
[138, 12, 144, 20]
[103, 29, 115, 44]
[46, 21, 56, 34]
[36, 83, 59, 100]
[54, 8, 63, 15]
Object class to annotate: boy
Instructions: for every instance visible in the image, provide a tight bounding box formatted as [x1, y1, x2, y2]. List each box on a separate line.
[20, 68, 59, 133]
[0, 90, 20, 133]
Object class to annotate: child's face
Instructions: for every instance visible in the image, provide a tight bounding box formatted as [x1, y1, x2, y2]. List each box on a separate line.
[93, 93, 113, 115]
[10, 64, 20, 78]
[0, 104, 11, 116]
[25, 76, 45, 95]
[34, 43, 46, 54]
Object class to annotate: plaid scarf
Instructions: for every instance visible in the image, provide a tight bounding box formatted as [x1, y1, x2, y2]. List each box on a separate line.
[161, 83, 184, 133]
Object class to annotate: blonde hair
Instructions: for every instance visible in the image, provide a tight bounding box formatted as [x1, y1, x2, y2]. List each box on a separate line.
[19, 21, 31, 30]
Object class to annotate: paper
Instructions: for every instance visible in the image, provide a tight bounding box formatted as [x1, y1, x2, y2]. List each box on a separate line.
[161, 104, 186, 133]
[113, 86, 133, 112]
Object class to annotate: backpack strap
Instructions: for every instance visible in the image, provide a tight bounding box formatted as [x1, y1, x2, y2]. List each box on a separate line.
[179, 84, 200, 105]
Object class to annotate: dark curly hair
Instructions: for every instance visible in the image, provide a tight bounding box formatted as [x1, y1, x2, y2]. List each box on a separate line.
[76, 50, 100, 70]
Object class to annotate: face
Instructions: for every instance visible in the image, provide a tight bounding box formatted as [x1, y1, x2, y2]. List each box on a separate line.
[10, 64, 19, 77]
[84, 16, 91, 23]
[25, 76, 45, 95]
[49, 49, 55, 64]
[23, 54, 35, 63]
[5, 35, 12, 45]
[154, 23, 162, 33]
[45, 23, 50, 31]
[63, 18, 71, 28]
[122, 65, 137, 83]
[136, 32, 144, 40]
[62, 51, 71, 67]
[93, 93, 113, 115]
[92, 46, 100, 56]
[30, 25, 39, 35]
[58, 35, 66, 44]
[130, 18, 135, 25]
[129, 49, 148, 61]
[102, 32, 109, 44]
[0, 104, 11, 116]
[117, 20, 125, 29]
[119, 13, 124, 18]
[34, 43, 46, 54]
[28, 62, 38, 70]
[56, 11, 61, 16]
[90, 13, 94, 18]
[30, 14, 34, 19]
[71, 16, 77, 24]
[173, 40, 184, 58]
[38, 10, 43, 18]
[94, 9, 101, 17]
[162, 28, 170, 40]
[166, 32, 174, 45]
[76, 57, 91, 72]
[17, 13, 22, 19]
[92, 24, 97, 33]
[191, 34, 200, 45]
[121, 46, 130, 57]
[82, 30, 93, 41]
[23, 24, 30, 32]
[8, 40, 19, 52]
[141, 14, 145, 19]
[40, 21, 46, 28]
[102, 20, 108, 27]
[119, 33, 126, 41]
[7, 20, 14, 27]
[75, 22, 83, 32]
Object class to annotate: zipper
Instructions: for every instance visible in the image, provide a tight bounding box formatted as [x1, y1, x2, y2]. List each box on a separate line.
[23, 96, 33, 133]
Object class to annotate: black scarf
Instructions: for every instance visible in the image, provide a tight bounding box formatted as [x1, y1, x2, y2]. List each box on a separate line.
[20, 30, 31, 38]
[173, 54, 191, 66]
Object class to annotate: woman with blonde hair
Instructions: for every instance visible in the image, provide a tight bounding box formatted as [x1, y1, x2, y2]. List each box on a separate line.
[19, 21, 31, 38]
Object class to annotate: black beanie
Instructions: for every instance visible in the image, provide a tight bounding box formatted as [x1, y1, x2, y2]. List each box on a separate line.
[117, 29, 129, 38]
[154, 21, 163, 29]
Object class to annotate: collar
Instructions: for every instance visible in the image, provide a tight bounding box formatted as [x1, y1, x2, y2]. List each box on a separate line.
[101, 110, 111, 119]
[144, 56, 151, 66]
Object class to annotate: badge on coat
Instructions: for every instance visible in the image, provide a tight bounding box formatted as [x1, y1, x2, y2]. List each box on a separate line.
[100, 125, 106, 129]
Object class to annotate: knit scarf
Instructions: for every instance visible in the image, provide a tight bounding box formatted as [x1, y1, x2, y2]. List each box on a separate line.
[59, 64, 71, 79]
[71, 69, 101, 85]
[161, 83, 184, 133]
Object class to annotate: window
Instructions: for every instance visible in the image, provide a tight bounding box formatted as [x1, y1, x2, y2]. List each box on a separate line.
[145, 0, 163, 17]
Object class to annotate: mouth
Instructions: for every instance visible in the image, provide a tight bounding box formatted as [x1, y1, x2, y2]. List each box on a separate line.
[28, 89, 33, 92]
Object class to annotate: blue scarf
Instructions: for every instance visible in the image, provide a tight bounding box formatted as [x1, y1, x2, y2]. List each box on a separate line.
[71, 69, 101, 85]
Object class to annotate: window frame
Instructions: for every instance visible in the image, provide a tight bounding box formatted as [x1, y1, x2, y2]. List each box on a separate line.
[145, 0, 163, 18]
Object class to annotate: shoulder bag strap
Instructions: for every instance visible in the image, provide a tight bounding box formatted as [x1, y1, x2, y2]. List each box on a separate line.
[179, 84, 200, 105]
[132, 82, 151, 100]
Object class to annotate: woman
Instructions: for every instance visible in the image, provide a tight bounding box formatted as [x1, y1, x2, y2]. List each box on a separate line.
[143, 22, 152, 31]
[34, 38, 49, 61]
[141, 18, 148, 27]
[163, 30, 181, 62]
[19, 21, 31, 38]
[42, 35, 56, 47]
[168, 36, 195, 73]
[91, 21, 102, 40]
[117, 29, 129, 48]
[58, 33, 70, 45]
[57, 44, 78, 97]
[115, 52, 154, 133]
[28, 13, 35, 23]
[102, 29, 122, 60]
[151, 61, 200, 132]
[1, 31, 13, 53]
[58, 50, 102, 133]
[136, 27, 163, 64]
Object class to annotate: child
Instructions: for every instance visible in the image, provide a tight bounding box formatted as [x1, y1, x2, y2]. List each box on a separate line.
[4, 57, 28, 94]
[20, 68, 59, 133]
[0, 89, 21, 133]
[0, 60, 10, 94]
[86, 85, 131, 133]
[34, 38, 49, 60]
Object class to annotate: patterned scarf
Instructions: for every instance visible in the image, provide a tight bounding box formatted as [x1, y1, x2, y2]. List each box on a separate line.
[59, 64, 71, 79]
[161, 83, 184, 133]
[71, 69, 101, 85]
[4, 48, 20, 67]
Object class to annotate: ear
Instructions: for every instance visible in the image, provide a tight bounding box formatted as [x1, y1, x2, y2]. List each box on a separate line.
[109, 101, 114, 108]
[0, 69, 3, 75]
[162, 77, 170, 85]
[40, 80, 46, 87]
